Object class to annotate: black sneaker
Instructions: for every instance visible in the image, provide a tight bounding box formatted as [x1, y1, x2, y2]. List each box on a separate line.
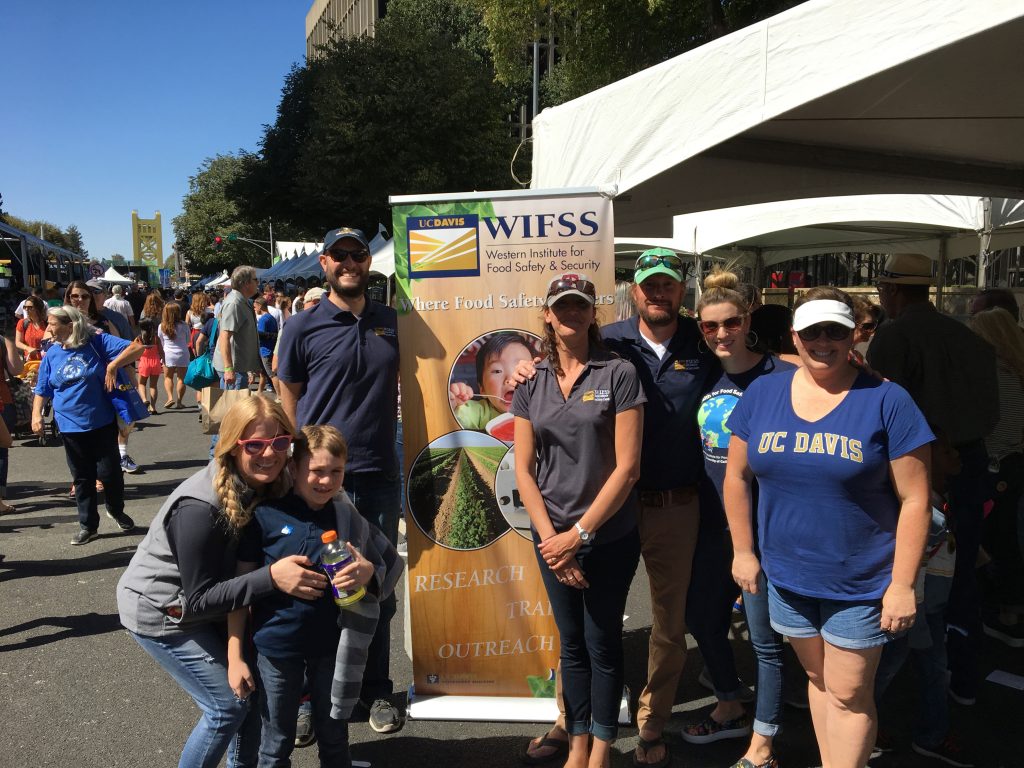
[71, 527, 98, 546]
[106, 511, 136, 532]
[366, 698, 403, 734]
[912, 734, 975, 767]
[983, 616, 1024, 648]
[294, 703, 316, 748]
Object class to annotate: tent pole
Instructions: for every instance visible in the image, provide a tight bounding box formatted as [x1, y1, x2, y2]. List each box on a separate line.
[978, 197, 992, 289]
[936, 237, 947, 311]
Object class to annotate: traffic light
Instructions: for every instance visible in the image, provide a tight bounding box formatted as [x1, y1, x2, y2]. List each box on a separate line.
[214, 235, 224, 251]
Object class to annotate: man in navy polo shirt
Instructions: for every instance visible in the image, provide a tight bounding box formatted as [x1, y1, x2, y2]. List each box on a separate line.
[276, 226, 403, 735]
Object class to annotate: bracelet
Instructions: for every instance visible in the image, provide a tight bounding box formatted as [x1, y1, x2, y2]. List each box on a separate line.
[224, 366, 234, 372]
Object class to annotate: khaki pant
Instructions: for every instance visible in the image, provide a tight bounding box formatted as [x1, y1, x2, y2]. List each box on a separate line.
[547, 493, 700, 735]
[635, 492, 701, 735]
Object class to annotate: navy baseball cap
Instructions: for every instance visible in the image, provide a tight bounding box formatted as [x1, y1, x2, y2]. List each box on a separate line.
[323, 227, 369, 252]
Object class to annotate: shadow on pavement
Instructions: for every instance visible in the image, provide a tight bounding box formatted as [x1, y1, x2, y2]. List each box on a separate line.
[0, 544, 138, 583]
[0, 611, 123, 652]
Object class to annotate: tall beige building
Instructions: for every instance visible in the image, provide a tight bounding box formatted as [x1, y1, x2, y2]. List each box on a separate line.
[306, 0, 387, 59]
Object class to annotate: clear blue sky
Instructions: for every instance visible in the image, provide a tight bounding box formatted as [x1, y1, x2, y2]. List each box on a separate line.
[1, 1, 307, 261]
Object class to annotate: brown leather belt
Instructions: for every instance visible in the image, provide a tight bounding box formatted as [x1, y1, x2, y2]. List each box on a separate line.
[638, 485, 697, 508]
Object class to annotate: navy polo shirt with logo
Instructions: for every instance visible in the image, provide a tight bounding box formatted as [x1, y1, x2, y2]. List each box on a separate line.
[511, 350, 646, 543]
[601, 316, 719, 491]
[237, 492, 341, 659]
[276, 298, 399, 475]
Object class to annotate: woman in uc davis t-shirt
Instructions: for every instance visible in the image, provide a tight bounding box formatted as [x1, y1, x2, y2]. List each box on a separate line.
[690, 273, 795, 764]
[725, 287, 933, 768]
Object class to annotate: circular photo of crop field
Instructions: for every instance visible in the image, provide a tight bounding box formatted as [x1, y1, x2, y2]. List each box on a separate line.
[407, 431, 511, 550]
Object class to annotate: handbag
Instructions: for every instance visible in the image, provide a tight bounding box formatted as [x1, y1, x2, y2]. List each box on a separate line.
[89, 337, 150, 427]
[185, 319, 219, 390]
[8, 377, 33, 427]
[204, 388, 255, 435]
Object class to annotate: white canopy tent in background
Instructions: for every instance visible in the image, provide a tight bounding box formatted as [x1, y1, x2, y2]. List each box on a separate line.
[102, 266, 134, 284]
[533, 0, 1024, 239]
[615, 195, 1024, 303]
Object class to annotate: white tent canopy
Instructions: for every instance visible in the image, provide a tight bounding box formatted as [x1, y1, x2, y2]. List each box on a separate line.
[622, 195, 1024, 267]
[102, 266, 134, 284]
[533, 0, 1024, 237]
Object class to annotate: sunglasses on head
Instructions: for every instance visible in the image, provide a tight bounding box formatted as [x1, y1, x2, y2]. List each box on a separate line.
[327, 247, 370, 263]
[699, 315, 745, 334]
[547, 277, 596, 299]
[635, 252, 686, 273]
[797, 323, 852, 342]
[236, 435, 293, 455]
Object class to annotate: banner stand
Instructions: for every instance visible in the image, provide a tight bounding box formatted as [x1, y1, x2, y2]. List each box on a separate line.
[408, 686, 631, 725]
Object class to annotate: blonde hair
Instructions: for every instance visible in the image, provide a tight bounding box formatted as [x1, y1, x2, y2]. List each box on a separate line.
[971, 308, 1024, 383]
[293, 424, 348, 466]
[161, 302, 182, 339]
[697, 267, 748, 317]
[213, 396, 295, 533]
[48, 305, 96, 349]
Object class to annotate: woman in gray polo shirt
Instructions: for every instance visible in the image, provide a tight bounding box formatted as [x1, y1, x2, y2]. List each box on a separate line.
[512, 273, 645, 768]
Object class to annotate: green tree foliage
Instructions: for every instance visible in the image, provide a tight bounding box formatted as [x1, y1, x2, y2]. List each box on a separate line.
[232, 0, 514, 236]
[461, 0, 805, 105]
[171, 154, 268, 272]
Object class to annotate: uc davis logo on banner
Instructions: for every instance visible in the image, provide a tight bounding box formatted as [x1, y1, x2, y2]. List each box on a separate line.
[407, 215, 480, 278]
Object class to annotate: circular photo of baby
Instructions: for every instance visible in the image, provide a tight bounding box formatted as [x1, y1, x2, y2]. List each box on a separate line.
[407, 431, 511, 551]
[448, 329, 541, 442]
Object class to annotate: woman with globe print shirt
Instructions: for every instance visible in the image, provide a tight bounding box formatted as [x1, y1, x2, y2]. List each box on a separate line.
[725, 286, 933, 768]
[689, 269, 795, 768]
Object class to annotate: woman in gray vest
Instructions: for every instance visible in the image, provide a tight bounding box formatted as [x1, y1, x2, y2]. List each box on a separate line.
[117, 396, 328, 768]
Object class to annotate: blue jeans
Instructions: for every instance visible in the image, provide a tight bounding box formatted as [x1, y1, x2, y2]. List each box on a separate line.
[686, 521, 744, 701]
[256, 653, 350, 768]
[344, 469, 400, 700]
[130, 627, 260, 768]
[209, 373, 251, 458]
[0, 405, 16, 494]
[743, 572, 784, 737]
[535, 528, 641, 742]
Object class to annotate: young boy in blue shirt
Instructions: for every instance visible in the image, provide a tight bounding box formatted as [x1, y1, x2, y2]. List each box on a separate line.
[228, 424, 401, 767]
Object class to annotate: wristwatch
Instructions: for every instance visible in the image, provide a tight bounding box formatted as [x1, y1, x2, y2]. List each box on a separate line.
[574, 522, 594, 543]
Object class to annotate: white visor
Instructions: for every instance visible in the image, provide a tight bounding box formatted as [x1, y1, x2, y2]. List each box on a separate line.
[792, 299, 856, 332]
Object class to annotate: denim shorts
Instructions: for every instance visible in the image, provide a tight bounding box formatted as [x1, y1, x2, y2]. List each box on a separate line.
[768, 581, 890, 650]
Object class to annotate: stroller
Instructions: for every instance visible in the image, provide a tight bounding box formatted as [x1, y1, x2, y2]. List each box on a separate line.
[12, 359, 60, 445]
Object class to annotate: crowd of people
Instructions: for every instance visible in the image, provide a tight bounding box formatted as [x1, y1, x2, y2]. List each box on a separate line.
[2, 233, 1021, 768]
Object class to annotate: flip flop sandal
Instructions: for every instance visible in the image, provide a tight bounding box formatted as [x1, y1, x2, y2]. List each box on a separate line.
[520, 733, 570, 765]
[633, 735, 670, 768]
[0, 502, 17, 515]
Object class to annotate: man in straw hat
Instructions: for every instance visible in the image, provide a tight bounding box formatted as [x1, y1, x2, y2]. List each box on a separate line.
[869, 252, 998, 709]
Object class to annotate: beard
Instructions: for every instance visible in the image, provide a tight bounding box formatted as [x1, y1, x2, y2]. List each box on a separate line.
[638, 303, 678, 327]
[326, 270, 369, 299]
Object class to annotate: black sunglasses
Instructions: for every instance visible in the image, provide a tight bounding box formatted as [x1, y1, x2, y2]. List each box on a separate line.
[547, 277, 596, 299]
[797, 323, 852, 342]
[635, 252, 686, 273]
[699, 315, 745, 334]
[857, 322, 877, 332]
[327, 248, 370, 264]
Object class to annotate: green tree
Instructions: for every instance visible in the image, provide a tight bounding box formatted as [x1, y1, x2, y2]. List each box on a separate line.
[64, 224, 88, 258]
[232, 1, 514, 235]
[0, 212, 87, 254]
[172, 154, 270, 273]
[461, 0, 804, 106]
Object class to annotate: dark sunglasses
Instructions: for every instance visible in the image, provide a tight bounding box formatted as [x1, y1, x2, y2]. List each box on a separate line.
[236, 435, 293, 455]
[857, 322, 877, 332]
[699, 315, 745, 334]
[327, 248, 370, 263]
[68, 293, 91, 300]
[547, 277, 596, 299]
[635, 252, 686, 273]
[797, 323, 852, 342]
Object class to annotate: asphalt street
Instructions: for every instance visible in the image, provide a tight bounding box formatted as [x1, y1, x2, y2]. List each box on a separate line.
[0, 402, 1019, 767]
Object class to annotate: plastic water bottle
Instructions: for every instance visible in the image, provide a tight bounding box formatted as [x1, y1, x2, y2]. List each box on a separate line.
[320, 530, 365, 608]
